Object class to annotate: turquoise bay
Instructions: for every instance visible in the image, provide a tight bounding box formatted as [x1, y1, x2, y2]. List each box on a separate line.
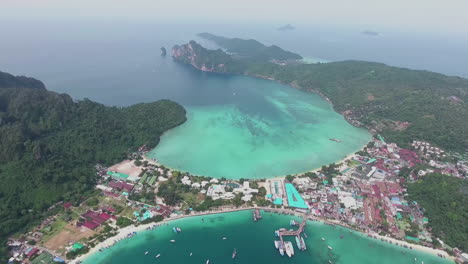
[84, 210, 450, 264]
[149, 74, 371, 179]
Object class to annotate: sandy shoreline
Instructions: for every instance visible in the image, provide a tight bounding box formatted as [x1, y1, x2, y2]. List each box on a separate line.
[70, 207, 453, 263]
[144, 142, 367, 182]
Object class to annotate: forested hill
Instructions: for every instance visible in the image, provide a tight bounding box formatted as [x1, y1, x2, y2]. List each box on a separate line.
[0, 71, 46, 89]
[197, 32, 302, 61]
[408, 173, 468, 251]
[0, 72, 186, 260]
[172, 39, 468, 153]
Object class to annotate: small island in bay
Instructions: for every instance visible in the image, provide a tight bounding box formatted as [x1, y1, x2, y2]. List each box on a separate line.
[278, 24, 295, 31]
[362, 30, 380, 36]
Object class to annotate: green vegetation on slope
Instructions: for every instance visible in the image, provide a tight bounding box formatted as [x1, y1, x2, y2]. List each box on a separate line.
[172, 38, 468, 152]
[0, 71, 186, 261]
[172, 40, 237, 72]
[407, 173, 468, 251]
[198, 32, 302, 61]
[244, 60, 468, 151]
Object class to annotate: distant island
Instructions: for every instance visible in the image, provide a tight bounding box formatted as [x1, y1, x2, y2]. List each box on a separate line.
[277, 24, 295, 31]
[161, 46, 167, 56]
[362, 30, 380, 36]
[172, 33, 468, 154]
[197, 32, 302, 61]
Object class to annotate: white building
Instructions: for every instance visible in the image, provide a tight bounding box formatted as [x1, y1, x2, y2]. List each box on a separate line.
[181, 176, 191, 185]
[338, 191, 359, 209]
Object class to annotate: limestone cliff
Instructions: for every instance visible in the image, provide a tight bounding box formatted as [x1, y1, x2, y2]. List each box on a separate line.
[171, 41, 233, 72]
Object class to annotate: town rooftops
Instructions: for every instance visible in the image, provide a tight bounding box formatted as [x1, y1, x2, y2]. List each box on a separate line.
[398, 149, 422, 167]
[26, 248, 39, 258]
[82, 221, 99, 230]
[108, 180, 134, 192]
[284, 183, 309, 209]
[107, 170, 130, 179]
[72, 242, 84, 250]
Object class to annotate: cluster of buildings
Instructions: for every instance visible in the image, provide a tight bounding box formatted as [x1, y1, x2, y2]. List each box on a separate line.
[9, 141, 468, 263]
[78, 209, 116, 230]
[181, 176, 218, 189]
[180, 176, 261, 202]
[277, 136, 467, 256]
[7, 246, 64, 264]
[206, 181, 259, 201]
[264, 178, 309, 210]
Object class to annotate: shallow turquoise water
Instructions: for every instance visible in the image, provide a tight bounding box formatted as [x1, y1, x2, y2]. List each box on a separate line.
[84, 210, 452, 264]
[149, 75, 371, 179]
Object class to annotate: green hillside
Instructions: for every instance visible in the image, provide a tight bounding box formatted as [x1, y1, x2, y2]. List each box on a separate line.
[0, 71, 186, 261]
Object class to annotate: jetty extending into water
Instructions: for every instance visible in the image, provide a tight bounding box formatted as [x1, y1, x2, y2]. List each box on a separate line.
[275, 217, 308, 256]
[253, 209, 262, 221]
[278, 217, 306, 239]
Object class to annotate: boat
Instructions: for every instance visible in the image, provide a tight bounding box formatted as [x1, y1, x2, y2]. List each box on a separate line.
[284, 241, 295, 257]
[295, 236, 302, 249]
[279, 245, 285, 256]
[206, 260, 210, 264]
[172, 227, 178, 233]
[295, 236, 306, 251]
[303, 233, 308, 239]
[274, 240, 280, 249]
[190, 252, 192, 256]
[222, 237, 227, 240]
[145, 251, 149, 255]
[170, 240, 175, 243]
[275, 230, 280, 237]
[328, 246, 333, 250]
[329, 138, 341, 142]
[290, 219, 297, 226]
[176, 227, 182, 232]
[155, 254, 160, 258]
[329, 261, 332, 264]
[232, 248, 237, 259]
[321, 237, 326, 241]
[252, 210, 257, 221]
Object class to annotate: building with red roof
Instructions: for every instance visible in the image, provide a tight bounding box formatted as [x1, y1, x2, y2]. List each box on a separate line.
[26, 248, 39, 258]
[108, 180, 134, 192]
[399, 149, 421, 167]
[98, 212, 112, 220]
[82, 221, 99, 230]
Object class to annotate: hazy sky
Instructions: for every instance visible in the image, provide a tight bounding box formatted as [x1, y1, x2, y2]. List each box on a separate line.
[2, 0, 468, 35]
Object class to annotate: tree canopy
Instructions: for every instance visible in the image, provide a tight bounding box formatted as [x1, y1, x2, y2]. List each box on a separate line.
[407, 173, 468, 251]
[0, 71, 186, 261]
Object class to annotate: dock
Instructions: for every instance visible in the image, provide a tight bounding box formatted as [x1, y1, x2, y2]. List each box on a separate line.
[279, 217, 307, 240]
[253, 209, 262, 221]
[276, 217, 308, 255]
[278, 217, 306, 239]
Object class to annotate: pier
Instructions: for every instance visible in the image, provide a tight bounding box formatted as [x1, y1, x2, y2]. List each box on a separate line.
[253, 209, 262, 221]
[278, 217, 307, 239]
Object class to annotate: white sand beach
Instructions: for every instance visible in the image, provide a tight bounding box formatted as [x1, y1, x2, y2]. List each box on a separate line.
[70, 206, 453, 263]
